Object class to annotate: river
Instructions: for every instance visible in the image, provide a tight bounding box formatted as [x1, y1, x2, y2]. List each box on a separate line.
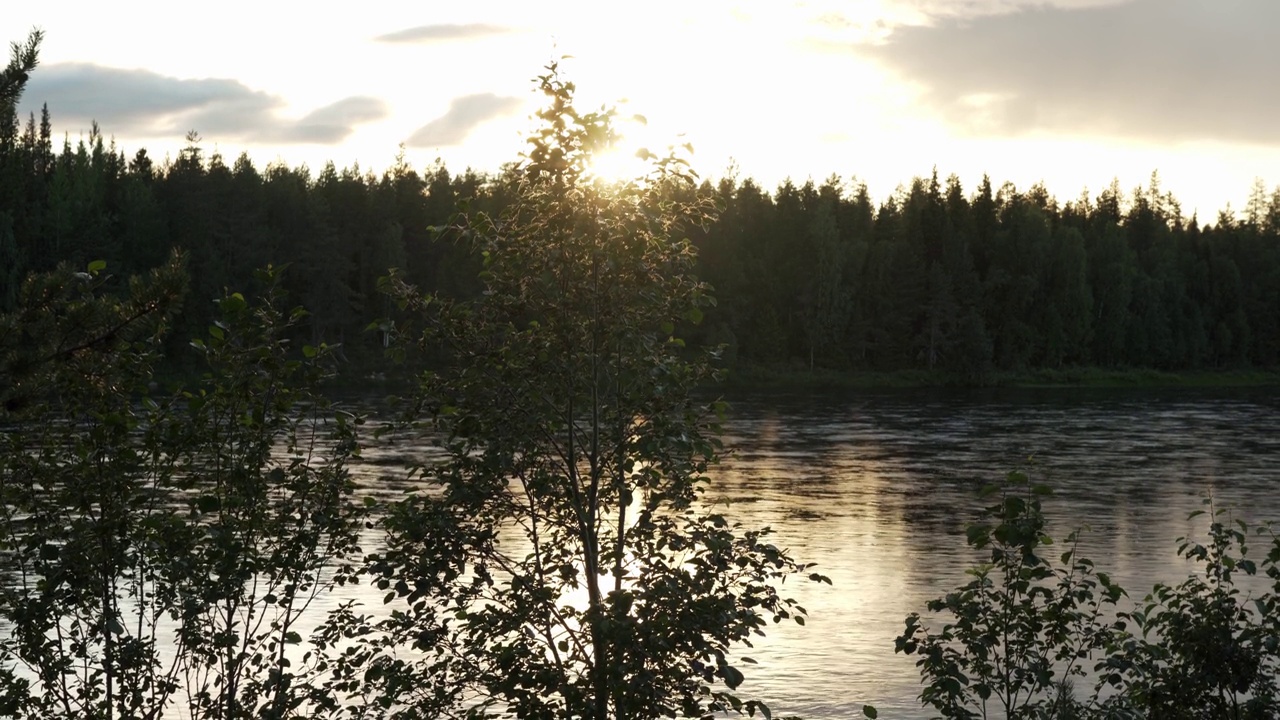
[683, 386, 1280, 718]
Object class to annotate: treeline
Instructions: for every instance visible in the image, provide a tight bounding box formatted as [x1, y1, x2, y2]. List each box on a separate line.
[0, 115, 495, 367]
[697, 172, 1280, 374]
[4, 106, 1280, 376]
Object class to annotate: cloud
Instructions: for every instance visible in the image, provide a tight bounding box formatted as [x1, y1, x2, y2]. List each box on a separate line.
[804, 0, 1125, 45]
[20, 63, 387, 144]
[406, 93, 523, 148]
[259, 96, 389, 144]
[892, 0, 1125, 22]
[854, 0, 1280, 144]
[375, 23, 510, 43]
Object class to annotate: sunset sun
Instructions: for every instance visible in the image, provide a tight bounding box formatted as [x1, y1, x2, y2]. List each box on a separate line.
[582, 113, 670, 185]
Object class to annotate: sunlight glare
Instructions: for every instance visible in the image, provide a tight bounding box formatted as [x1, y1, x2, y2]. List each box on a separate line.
[586, 146, 652, 185]
[584, 113, 660, 185]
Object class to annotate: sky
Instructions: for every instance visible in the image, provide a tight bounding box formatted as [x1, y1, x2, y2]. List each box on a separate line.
[11, 0, 1280, 219]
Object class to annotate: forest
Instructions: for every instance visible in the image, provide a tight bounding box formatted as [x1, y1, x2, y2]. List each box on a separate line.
[4, 101, 1280, 381]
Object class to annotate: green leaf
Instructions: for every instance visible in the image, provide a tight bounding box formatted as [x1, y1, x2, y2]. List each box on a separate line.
[863, 705, 878, 719]
[965, 524, 991, 547]
[87, 259, 107, 274]
[220, 293, 246, 313]
[722, 665, 744, 689]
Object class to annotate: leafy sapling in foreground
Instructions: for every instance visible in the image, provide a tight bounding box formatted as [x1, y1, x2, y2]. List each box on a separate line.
[898, 480, 1280, 720]
[332, 62, 827, 719]
[0, 262, 367, 720]
[1098, 498, 1280, 719]
[895, 473, 1125, 719]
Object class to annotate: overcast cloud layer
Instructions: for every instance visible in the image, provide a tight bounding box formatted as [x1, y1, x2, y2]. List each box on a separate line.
[857, 0, 1280, 144]
[21, 63, 387, 144]
[407, 93, 524, 148]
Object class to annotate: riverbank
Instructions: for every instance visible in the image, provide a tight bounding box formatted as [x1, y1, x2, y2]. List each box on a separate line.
[718, 363, 1280, 393]
[247, 359, 1280, 400]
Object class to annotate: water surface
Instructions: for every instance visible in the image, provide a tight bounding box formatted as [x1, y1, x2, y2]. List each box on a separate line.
[686, 386, 1280, 718]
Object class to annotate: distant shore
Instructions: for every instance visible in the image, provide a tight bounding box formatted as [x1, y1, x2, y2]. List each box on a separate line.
[717, 363, 1280, 392]
[306, 361, 1280, 399]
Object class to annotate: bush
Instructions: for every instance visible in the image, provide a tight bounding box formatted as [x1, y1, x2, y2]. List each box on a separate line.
[898, 476, 1280, 720]
[0, 261, 367, 719]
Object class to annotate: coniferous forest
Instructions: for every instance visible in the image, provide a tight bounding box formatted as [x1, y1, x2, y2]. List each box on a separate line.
[4, 104, 1280, 379]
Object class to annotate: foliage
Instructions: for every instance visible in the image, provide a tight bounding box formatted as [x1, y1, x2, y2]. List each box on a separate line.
[0, 260, 366, 719]
[0, 254, 183, 415]
[324, 62, 824, 719]
[1099, 500, 1280, 719]
[895, 473, 1124, 719]
[0, 28, 41, 111]
[900, 480, 1280, 720]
